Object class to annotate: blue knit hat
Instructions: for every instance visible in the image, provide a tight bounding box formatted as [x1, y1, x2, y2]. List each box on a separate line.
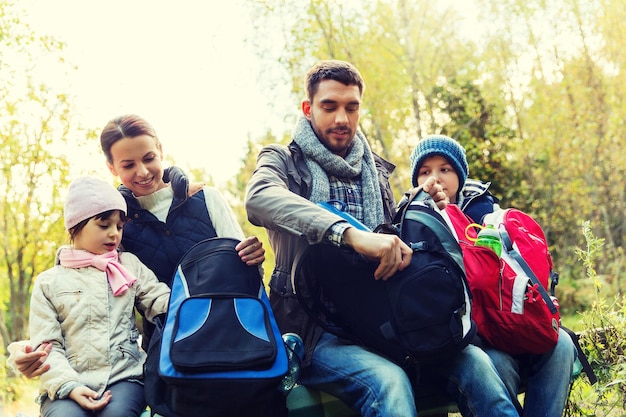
[410, 135, 469, 190]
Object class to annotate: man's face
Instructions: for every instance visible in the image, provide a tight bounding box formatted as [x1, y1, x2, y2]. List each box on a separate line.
[302, 79, 361, 158]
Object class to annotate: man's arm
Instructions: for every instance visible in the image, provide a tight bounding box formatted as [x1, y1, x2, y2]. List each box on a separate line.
[342, 177, 449, 280]
[342, 229, 412, 280]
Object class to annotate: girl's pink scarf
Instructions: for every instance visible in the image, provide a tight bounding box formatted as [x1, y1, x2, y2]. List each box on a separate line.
[58, 249, 137, 296]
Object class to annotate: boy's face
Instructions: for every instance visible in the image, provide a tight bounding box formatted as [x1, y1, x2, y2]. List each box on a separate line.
[302, 79, 361, 158]
[416, 155, 460, 203]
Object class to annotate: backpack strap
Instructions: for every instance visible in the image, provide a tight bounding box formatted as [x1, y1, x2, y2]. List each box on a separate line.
[291, 244, 357, 342]
[403, 208, 465, 274]
[499, 228, 557, 314]
[499, 224, 598, 384]
[395, 188, 466, 274]
[561, 325, 598, 385]
[550, 271, 560, 296]
[394, 188, 432, 223]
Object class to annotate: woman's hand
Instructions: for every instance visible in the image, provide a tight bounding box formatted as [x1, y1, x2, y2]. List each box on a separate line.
[236, 236, 266, 266]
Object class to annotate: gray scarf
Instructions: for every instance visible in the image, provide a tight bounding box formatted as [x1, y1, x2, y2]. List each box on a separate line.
[292, 116, 384, 229]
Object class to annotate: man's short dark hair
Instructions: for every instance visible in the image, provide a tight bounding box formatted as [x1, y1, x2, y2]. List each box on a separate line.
[305, 60, 365, 102]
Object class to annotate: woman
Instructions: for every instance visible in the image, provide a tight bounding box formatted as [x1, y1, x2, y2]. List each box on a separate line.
[11, 114, 265, 369]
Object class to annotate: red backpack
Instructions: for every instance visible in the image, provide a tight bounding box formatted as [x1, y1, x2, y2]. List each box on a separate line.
[445, 206, 560, 355]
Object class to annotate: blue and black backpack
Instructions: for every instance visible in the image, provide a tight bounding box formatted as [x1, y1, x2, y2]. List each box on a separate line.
[292, 193, 476, 369]
[144, 237, 289, 417]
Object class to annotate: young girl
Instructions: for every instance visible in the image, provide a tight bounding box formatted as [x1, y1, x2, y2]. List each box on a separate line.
[10, 114, 266, 372]
[29, 176, 170, 417]
[409, 134, 577, 417]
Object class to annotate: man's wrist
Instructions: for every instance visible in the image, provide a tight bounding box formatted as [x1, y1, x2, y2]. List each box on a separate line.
[326, 221, 351, 247]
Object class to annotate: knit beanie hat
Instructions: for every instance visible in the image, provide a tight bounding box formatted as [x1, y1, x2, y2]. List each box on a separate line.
[64, 176, 127, 230]
[410, 134, 469, 190]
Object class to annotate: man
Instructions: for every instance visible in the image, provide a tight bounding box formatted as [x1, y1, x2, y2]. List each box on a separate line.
[245, 59, 519, 417]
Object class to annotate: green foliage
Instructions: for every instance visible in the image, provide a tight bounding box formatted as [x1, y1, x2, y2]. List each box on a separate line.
[0, 1, 88, 349]
[245, 0, 625, 323]
[225, 129, 293, 286]
[427, 78, 519, 202]
[566, 222, 626, 416]
[1, 358, 16, 405]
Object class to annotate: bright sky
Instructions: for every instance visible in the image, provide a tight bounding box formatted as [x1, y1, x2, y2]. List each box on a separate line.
[19, 0, 290, 186]
[17, 0, 485, 186]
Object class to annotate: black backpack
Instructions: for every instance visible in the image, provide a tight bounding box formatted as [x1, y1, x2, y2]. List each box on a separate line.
[292, 194, 476, 368]
[144, 237, 289, 417]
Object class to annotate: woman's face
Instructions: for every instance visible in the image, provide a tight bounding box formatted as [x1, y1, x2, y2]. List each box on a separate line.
[416, 155, 460, 203]
[106, 134, 167, 197]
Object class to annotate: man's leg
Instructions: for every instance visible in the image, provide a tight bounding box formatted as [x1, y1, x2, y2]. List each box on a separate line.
[300, 331, 417, 417]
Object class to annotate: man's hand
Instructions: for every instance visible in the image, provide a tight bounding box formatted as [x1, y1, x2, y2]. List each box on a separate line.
[69, 386, 112, 411]
[342, 228, 412, 280]
[14, 343, 52, 378]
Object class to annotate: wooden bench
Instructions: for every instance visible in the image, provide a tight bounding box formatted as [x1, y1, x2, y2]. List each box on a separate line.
[141, 385, 456, 417]
[286, 385, 456, 417]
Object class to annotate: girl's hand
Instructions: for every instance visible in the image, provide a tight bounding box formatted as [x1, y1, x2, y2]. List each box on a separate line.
[236, 236, 266, 266]
[70, 386, 112, 411]
[14, 343, 52, 378]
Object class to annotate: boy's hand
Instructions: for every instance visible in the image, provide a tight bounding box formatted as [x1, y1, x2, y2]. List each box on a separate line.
[421, 176, 449, 210]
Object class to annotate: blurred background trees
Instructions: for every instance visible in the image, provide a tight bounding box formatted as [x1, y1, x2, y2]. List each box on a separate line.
[0, 1, 86, 349]
[2, 0, 625, 413]
[242, 0, 625, 317]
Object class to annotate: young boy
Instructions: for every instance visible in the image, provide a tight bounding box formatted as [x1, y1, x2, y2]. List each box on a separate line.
[410, 134, 578, 417]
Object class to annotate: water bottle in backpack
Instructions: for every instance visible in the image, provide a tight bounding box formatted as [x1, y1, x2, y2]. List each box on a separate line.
[474, 224, 502, 257]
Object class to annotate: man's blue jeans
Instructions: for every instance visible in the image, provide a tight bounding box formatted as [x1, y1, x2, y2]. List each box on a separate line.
[301, 331, 519, 417]
[484, 327, 578, 417]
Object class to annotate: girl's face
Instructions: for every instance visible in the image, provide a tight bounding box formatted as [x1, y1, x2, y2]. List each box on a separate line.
[106, 135, 167, 197]
[73, 211, 126, 254]
[416, 155, 460, 203]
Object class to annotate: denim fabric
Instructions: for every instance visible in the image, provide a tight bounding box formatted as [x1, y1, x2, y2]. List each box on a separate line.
[300, 332, 519, 417]
[422, 344, 520, 417]
[40, 380, 145, 417]
[484, 328, 577, 417]
[300, 332, 418, 417]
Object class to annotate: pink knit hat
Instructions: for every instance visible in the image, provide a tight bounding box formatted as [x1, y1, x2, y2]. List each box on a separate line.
[64, 176, 127, 230]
